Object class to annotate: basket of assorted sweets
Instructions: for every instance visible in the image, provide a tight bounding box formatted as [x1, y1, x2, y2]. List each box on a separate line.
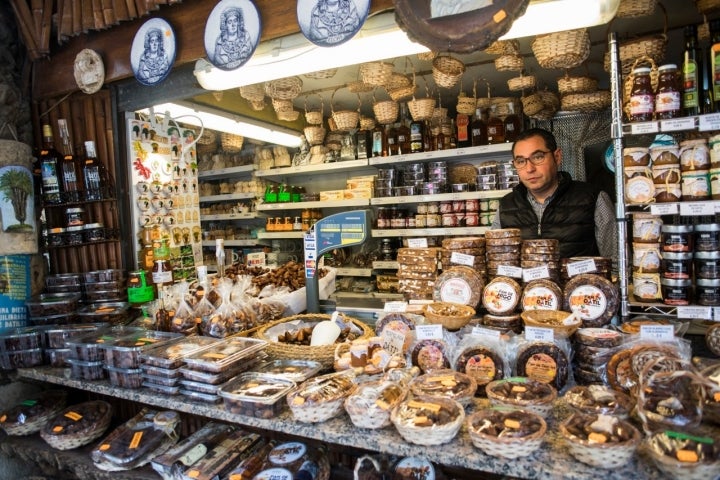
[466, 407, 547, 459]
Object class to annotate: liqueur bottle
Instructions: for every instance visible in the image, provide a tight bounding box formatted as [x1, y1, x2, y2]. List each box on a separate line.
[409, 117, 424, 153]
[682, 24, 702, 117]
[456, 111, 471, 148]
[38, 124, 62, 204]
[470, 106, 488, 147]
[709, 19, 720, 112]
[486, 104, 505, 144]
[82, 140, 108, 200]
[58, 119, 83, 203]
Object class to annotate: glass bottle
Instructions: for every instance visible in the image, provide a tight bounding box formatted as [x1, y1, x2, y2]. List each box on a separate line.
[355, 126, 371, 159]
[38, 124, 62, 204]
[629, 67, 655, 122]
[397, 105, 411, 155]
[436, 125, 446, 151]
[82, 140, 108, 201]
[422, 120, 433, 152]
[386, 123, 398, 156]
[503, 101, 522, 143]
[470, 107, 488, 146]
[456, 111, 471, 148]
[486, 105, 505, 144]
[448, 118, 457, 149]
[683, 24, 702, 117]
[58, 120, 83, 203]
[710, 19, 720, 112]
[152, 238, 173, 285]
[371, 123, 387, 157]
[409, 117, 424, 153]
[655, 64, 681, 119]
[154, 287, 171, 332]
[216, 238, 226, 278]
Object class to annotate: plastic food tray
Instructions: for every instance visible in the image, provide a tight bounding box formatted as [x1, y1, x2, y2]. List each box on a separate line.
[100, 330, 180, 369]
[84, 290, 128, 303]
[179, 353, 267, 384]
[45, 348, 71, 367]
[179, 388, 221, 404]
[76, 303, 130, 325]
[255, 359, 323, 383]
[64, 326, 142, 362]
[182, 337, 267, 373]
[25, 293, 81, 317]
[44, 323, 109, 349]
[0, 327, 45, 352]
[178, 379, 222, 395]
[28, 313, 78, 326]
[0, 348, 44, 370]
[140, 336, 220, 369]
[105, 365, 143, 389]
[219, 372, 296, 418]
[141, 372, 180, 387]
[141, 363, 182, 379]
[142, 381, 180, 395]
[83, 280, 125, 293]
[82, 269, 125, 283]
[45, 273, 82, 287]
[67, 358, 105, 380]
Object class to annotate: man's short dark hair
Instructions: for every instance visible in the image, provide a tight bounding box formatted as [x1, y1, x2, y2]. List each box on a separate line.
[512, 128, 557, 154]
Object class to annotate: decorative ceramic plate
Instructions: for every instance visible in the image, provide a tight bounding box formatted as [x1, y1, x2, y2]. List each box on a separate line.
[130, 18, 176, 86]
[204, 0, 262, 71]
[296, 0, 370, 47]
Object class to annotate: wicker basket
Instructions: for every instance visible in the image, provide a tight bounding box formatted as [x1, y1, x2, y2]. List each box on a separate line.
[616, 0, 657, 17]
[346, 80, 374, 93]
[388, 84, 417, 101]
[424, 302, 475, 331]
[409, 369, 478, 407]
[560, 414, 641, 469]
[476, 80, 493, 109]
[220, 132, 244, 153]
[344, 381, 407, 429]
[508, 73, 536, 92]
[386, 72, 412, 90]
[304, 94, 324, 125]
[466, 408, 547, 459]
[561, 91, 612, 112]
[303, 68, 338, 80]
[484, 39, 520, 55]
[330, 88, 360, 132]
[432, 55, 465, 88]
[248, 98, 266, 111]
[359, 62, 394, 87]
[520, 310, 581, 338]
[304, 125, 326, 146]
[265, 76, 303, 100]
[457, 91, 476, 115]
[644, 432, 720, 480]
[359, 116, 375, 131]
[697, 0, 720, 14]
[522, 93, 545, 117]
[604, 4, 667, 74]
[272, 98, 294, 113]
[533, 29, 591, 69]
[239, 83, 265, 102]
[557, 74, 598, 95]
[391, 395, 465, 446]
[287, 371, 358, 423]
[495, 54, 524, 72]
[417, 50, 438, 61]
[196, 129, 217, 146]
[373, 95, 399, 125]
[41, 401, 112, 450]
[255, 313, 374, 368]
[277, 109, 300, 122]
[0, 390, 68, 436]
[486, 378, 557, 418]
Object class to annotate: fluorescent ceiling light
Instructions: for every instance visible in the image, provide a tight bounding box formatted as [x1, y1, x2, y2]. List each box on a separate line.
[501, 0, 620, 39]
[194, 12, 429, 91]
[139, 101, 303, 147]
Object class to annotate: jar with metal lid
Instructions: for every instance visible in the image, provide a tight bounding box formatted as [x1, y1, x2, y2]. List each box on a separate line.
[695, 223, 720, 251]
[65, 226, 84, 245]
[292, 216, 302, 231]
[48, 227, 66, 247]
[65, 207, 85, 227]
[696, 278, 720, 305]
[628, 67, 655, 122]
[694, 250, 720, 279]
[679, 138, 709, 171]
[83, 223, 105, 242]
[415, 214, 427, 228]
[661, 224, 694, 252]
[660, 278, 692, 305]
[654, 64, 681, 119]
[623, 147, 651, 167]
[660, 251, 692, 279]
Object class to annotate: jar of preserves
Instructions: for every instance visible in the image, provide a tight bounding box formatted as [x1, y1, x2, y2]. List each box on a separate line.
[48, 227, 66, 247]
[628, 67, 655, 122]
[377, 207, 390, 229]
[83, 223, 105, 242]
[65, 207, 85, 227]
[655, 64, 681, 119]
[661, 224, 694, 252]
[696, 278, 720, 306]
[660, 277, 692, 305]
[695, 223, 720, 251]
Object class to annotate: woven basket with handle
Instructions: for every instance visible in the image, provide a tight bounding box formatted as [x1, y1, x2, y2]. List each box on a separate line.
[239, 83, 264, 102]
[386, 72, 412, 90]
[432, 54, 465, 88]
[532, 29, 591, 70]
[359, 116, 375, 131]
[508, 73, 536, 92]
[220, 132, 244, 153]
[616, 0, 657, 17]
[304, 125, 326, 146]
[557, 73, 598, 95]
[265, 76, 303, 100]
[359, 61, 394, 87]
[303, 68, 338, 79]
[604, 3, 667, 74]
[304, 94, 324, 125]
[495, 54, 524, 72]
[484, 39, 520, 55]
[407, 75, 436, 121]
[331, 88, 360, 131]
[417, 50, 438, 61]
[561, 91, 612, 113]
[522, 92, 545, 117]
[373, 93, 399, 125]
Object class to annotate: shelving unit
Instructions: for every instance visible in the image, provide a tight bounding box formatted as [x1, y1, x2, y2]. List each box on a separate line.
[197, 164, 254, 180]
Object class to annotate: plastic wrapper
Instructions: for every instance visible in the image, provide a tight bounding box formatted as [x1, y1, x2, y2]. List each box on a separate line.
[0, 390, 67, 436]
[91, 409, 180, 471]
[408, 330, 458, 374]
[409, 368, 477, 406]
[701, 363, 720, 425]
[514, 335, 572, 391]
[344, 379, 408, 429]
[451, 332, 509, 394]
[169, 282, 199, 336]
[643, 430, 720, 480]
[562, 385, 633, 418]
[179, 429, 262, 480]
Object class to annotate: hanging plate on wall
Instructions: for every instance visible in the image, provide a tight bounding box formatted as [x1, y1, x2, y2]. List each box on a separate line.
[394, 0, 530, 53]
[296, 0, 371, 47]
[204, 0, 262, 71]
[73, 49, 105, 94]
[130, 18, 176, 86]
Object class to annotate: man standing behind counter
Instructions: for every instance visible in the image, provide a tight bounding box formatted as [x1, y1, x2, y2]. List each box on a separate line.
[490, 128, 617, 262]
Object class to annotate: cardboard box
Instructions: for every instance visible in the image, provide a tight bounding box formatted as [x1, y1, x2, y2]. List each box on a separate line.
[319, 190, 345, 201]
[343, 187, 373, 199]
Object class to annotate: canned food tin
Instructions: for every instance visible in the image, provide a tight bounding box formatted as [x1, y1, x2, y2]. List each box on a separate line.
[696, 278, 720, 306]
[465, 199, 479, 212]
[439, 201, 453, 214]
[660, 251, 692, 278]
[661, 224, 694, 252]
[695, 223, 720, 251]
[695, 250, 720, 279]
[660, 277, 692, 305]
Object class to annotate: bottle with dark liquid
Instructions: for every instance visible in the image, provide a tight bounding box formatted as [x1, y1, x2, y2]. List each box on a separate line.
[422, 120, 433, 152]
[448, 118, 457, 149]
[683, 24, 702, 117]
[396, 104, 411, 155]
[503, 101, 522, 142]
[355, 126, 371, 160]
[371, 123, 387, 157]
[409, 117, 424, 153]
[486, 105, 506, 144]
[470, 107, 488, 147]
[38, 124, 62, 204]
[456, 111, 470, 148]
[154, 288, 172, 332]
[386, 123, 398, 155]
[58, 120, 83, 203]
[709, 19, 720, 112]
[82, 140, 108, 200]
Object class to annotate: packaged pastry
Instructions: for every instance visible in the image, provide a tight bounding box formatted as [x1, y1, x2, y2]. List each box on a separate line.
[410, 339, 451, 373]
[563, 273, 619, 328]
[180, 429, 262, 480]
[64, 326, 143, 362]
[433, 266, 484, 308]
[140, 335, 220, 369]
[482, 276, 522, 315]
[182, 337, 267, 373]
[40, 400, 112, 450]
[453, 341, 505, 394]
[636, 363, 703, 432]
[521, 279, 563, 311]
[574, 327, 624, 348]
[219, 372, 295, 418]
[441, 236, 485, 249]
[91, 409, 179, 471]
[560, 413, 641, 469]
[287, 371, 358, 423]
[515, 340, 570, 390]
[563, 385, 632, 418]
[344, 380, 407, 429]
[390, 395, 464, 446]
[0, 390, 67, 436]
[101, 330, 180, 369]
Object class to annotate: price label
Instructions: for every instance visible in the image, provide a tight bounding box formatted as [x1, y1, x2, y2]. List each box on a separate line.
[660, 117, 696, 132]
[679, 202, 716, 216]
[522, 265, 550, 282]
[450, 251, 475, 267]
[373, 261, 399, 270]
[640, 324, 675, 341]
[416, 324, 443, 340]
[649, 203, 679, 216]
[382, 329, 406, 357]
[497, 265, 523, 278]
[699, 113, 720, 131]
[524, 326, 554, 343]
[565, 259, 597, 277]
[384, 301, 408, 313]
[246, 252, 266, 267]
[713, 307, 720, 321]
[472, 326, 501, 340]
[407, 238, 428, 248]
[676, 306, 712, 320]
[629, 121, 659, 135]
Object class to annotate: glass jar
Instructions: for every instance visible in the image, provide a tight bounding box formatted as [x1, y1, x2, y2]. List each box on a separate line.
[65, 225, 84, 245]
[48, 227, 66, 247]
[65, 207, 85, 227]
[660, 278, 692, 305]
[660, 251, 692, 279]
[654, 64, 681, 119]
[83, 223, 105, 242]
[376, 207, 390, 229]
[696, 278, 720, 306]
[695, 250, 720, 279]
[661, 224, 694, 252]
[628, 67, 655, 122]
[695, 223, 720, 251]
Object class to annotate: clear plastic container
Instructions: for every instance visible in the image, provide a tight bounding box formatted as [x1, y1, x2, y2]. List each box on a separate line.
[182, 337, 267, 373]
[179, 354, 266, 385]
[43, 322, 109, 349]
[25, 292, 81, 317]
[83, 280, 125, 293]
[83, 269, 125, 283]
[179, 379, 222, 395]
[0, 327, 45, 351]
[64, 326, 142, 361]
[141, 363, 182, 379]
[45, 273, 82, 287]
[255, 359, 323, 383]
[100, 330, 180, 369]
[179, 388, 221, 403]
[218, 372, 295, 418]
[45, 348, 71, 367]
[76, 302, 130, 325]
[140, 336, 219, 369]
[84, 289, 128, 303]
[142, 381, 180, 395]
[67, 358, 105, 380]
[28, 313, 79, 327]
[141, 372, 180, 387]
[0, 348, 44, 369]
[105, 365, 143, 389]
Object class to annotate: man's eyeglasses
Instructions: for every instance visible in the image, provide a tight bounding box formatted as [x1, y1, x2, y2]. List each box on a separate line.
[512, 150, 551, 169]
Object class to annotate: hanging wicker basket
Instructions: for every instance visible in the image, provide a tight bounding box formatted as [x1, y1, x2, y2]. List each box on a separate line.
[303, 68, 338, 80]
[697, 0, 720, 13]
[417, 51, 438, 61]
[265, 76, 303, 100]
[272, 98, 294, 113]
[557, 73, 598, 95]
[360, 115, 375, 130]
[388, 84, 417, 101]
[359, 61, 394, 87]
[495, 54, 524, 72]
[196, 129, 217, 146]
[476, 79, 493, 109]
[457, 81, 476, 115]
[532, 28, 591, 70]
[304, 94, 324, 125]
[386, 72, 412, 90]
[373, 92, 399, 125]
[432, 54, 465, 88]
[484, 39, 520, 55]
[616, 0, 657, 17]
[249, 98, 266, 111]
[239, 83, 265, 102]
[346, 80, 374, 93]
[508, 73, 537, 92]
[603, 3, 667, 75]
[331, 88, 360, 131]
[522, 93, 545, 117]
[277, 109, 300, 122]
[561, 91, 612, 112]
[529, 90, 561, 120]
[220, 132, 244, 153]
[407, 75, 436, 121]
[304, 125, 326, 146]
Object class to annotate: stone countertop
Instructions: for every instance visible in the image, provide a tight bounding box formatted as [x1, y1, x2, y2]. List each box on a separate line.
[16, 367, 666, 480]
